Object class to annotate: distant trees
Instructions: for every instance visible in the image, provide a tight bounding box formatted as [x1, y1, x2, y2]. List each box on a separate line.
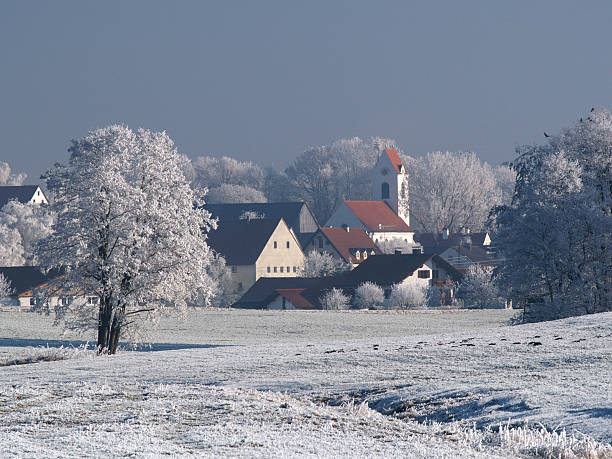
[493, 109, 612, 320]
[0, 201, 54, 265]
[0, 273, 13, 304]
[388, 282, 429, 309]
[403, 151, 503, 234]
[36, 125, 217, 354]
[0, 223, 26, 266]
[286, 137, 398, 223]
[353, 282, 384, 309]
[0, 161, 27, 186]
[191, 155, 267, 204]
[319, 288, 350, 310]
[299, 251, 349, 278]
[457, 265, 500, 309]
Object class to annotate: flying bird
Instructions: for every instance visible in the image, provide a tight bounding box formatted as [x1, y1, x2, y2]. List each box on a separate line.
[544, 132, 550, 138]
[591, 107, 595, 112]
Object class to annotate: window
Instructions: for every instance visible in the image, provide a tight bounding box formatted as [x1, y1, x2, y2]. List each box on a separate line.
[412, 248, 422, 254]
[286, 266, 290, 272]
[231, 266, 237, 273]
[381, 182, 390, 199]
[274, 241, 277, 248]
[274, 267, 277, 273]
[286, 241, 290, 248]
[363, 251, 367, 259]
[293, 266, 297, 273]
[280, 266, 284, 273]
[87, 297, 98, 305]
[267, 266, 271, 273]
[318, 238, 324, 249]
[355, 251, 360, 260]
[29, 297, 37, 306]
[418, 270, 430, 279]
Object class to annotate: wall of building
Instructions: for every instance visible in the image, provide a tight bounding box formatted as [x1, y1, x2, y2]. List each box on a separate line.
[255, 221, 305, 280]
[228, 265, 257, 296]
[325, 203, 366, 230]
[298, 206, 319, 233]
[29, 187, 48, 205]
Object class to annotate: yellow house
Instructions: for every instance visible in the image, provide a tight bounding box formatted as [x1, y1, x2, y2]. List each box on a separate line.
[206, 217, 305, 295]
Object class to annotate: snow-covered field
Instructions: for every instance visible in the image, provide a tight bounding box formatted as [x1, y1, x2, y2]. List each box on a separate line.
[0, 309, 610, 458]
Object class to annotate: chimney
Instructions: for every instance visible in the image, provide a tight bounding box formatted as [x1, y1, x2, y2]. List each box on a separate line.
[345, 226, 350, 233]
[442, 228, 449, 240]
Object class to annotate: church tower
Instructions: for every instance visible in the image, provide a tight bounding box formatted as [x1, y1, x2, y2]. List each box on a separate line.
[371, 148, 410, 226]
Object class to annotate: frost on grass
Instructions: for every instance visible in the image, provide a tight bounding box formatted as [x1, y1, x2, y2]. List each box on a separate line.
[0, 344, 93, 367]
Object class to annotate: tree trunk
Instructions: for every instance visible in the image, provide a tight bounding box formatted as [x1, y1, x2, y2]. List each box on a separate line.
[97, 301, 111, 354]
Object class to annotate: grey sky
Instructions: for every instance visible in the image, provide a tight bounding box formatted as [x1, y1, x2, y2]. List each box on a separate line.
[2, 1, 612, 183]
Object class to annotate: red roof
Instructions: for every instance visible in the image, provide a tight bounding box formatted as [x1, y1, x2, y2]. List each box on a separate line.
[275, 288, 315, 309]
[319, 227, 381, 263]
[344, 201, 412, 232]
[384, 148, 404, 174]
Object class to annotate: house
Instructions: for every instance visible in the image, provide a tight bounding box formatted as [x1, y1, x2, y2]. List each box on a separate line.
[204, 202, 319, 247]
[0, 185, 48, 208]
[414, 230, 491, 252]
[0, 266, 89, 308]
[206, 217, 305, 295]
[325, 149, 420, 253]
[231, 277, 333, 310]
[347, 253, 463, 304]
[303, 227, 382, 266]
[437, 245, 502, 270]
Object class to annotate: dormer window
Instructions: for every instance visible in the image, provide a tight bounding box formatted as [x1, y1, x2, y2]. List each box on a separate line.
[355, 251, 360, 260]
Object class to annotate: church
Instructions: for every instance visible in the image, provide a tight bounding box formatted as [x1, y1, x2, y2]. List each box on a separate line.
[325, 148, 421, 254]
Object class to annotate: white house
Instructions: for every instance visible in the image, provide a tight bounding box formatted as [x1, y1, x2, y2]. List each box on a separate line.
[0, 185, 48, 208]
[325, 148, 420, 253]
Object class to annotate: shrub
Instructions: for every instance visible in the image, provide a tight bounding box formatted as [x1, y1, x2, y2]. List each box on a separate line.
[319, 288, 350, 310]
[353, 282, 384, 309]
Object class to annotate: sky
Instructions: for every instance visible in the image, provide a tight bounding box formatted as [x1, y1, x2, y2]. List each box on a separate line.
[2, 1, 612, 183]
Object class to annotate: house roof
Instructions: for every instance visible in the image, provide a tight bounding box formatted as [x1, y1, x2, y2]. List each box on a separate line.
[319, 227, 381, 263]
[206, 218, 281, 266]
[348, 253, 463, 285]
[383, 148, 404, 174]
[232, 277, 328, 309]
[204, 202, 318, 234]
[442, 245, 501, 269]
[414, 232, 490, 250]
[344, 201, 412, 232]
[276, 288, 315, 309]
[0, 185, 41, 209]
[0, 266, 55, 295]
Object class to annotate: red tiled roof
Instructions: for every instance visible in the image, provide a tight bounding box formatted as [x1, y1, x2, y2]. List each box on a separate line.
[275, 288, 315, 309]
[384, 148, 404, 174]
[319, 227, 381, 263]
[344, 201, 412, 232]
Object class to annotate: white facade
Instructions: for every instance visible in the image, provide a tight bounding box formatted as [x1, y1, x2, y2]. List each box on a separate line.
[371, 151, 410, 226]
[29, 186, 48, 205]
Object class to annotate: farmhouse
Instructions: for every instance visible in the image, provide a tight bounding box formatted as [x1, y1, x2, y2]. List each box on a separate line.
[206, 217, 305, 294]
[0, 185, 48, 208]
[205, 202, 319, 247]
[303, 226, 381, 266]
[325, 149, 420, 253]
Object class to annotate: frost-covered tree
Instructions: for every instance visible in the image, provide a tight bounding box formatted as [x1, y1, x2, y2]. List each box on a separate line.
[286, 137, 398, 223]
[353, 282, 384, 309]
[299, 251, 350, 278]
[0, 201, 54, 265]
[0, 161, 27, 186]
[403, 151, 501, 233]
[205, 252, 238, 308]
[494, 164, 517, 206]
[319, 287, 350, 310]
[192, 155, 266, 190]
[493, 109, 612, 320]
[36, 125, 217, 354]
[0, 273, 13, 305]
[388, 282, 429, 309]
[457, 265, 499, 309]
[207, 183, 267, 204]
[0, 223, 26, 266]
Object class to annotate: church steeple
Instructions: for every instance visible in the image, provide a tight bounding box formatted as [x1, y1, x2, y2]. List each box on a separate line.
[371, 148, 410, 226]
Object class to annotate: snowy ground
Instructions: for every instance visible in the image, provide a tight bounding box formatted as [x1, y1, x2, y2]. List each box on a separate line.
[0, 309, 610, 457]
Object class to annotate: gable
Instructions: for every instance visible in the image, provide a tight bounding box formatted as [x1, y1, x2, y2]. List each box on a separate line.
[344, 201, 412, 232]
[0, 185, 45, 208]
[319, 227, 380, 263]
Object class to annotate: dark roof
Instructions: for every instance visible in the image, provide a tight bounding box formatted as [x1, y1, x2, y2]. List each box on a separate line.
[319, 227, 381, 263]
[296, 232, 315, 249]
[232, 277, 326, 309]
[206, 218, 281, 266]
[348, 253, 463, 285]
[0, 266, 55, 295]
[442, 245, 501, 269]
[343, 201, 412, 232]
[0, 185, 40, 208]
[414, 232, 490, 250]
[205, 202, 317, 234]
